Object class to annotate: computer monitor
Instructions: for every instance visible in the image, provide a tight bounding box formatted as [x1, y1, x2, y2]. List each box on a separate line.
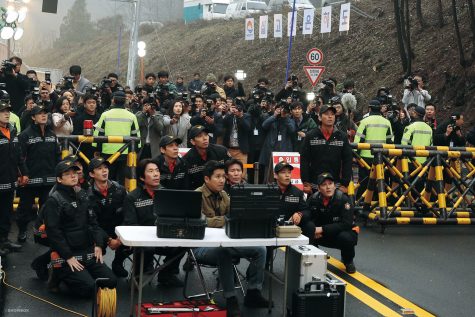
[154, 189, 203, 219]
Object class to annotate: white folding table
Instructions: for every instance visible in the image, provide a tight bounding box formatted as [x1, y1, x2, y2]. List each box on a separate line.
[116, 226, 309, 317]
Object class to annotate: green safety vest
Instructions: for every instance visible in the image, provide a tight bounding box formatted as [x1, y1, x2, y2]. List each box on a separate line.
[354, 114, 393, 158]
[94, 107, 141, 155]
[401, 120, 432, 163]
[9, 112, 21, 133]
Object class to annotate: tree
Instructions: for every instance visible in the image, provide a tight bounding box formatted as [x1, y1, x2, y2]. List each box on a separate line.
[96, 15, 125, 35]
[451, 0, 467, 67]
[394, 0, 408, 73]
[57, 0, 95, 45]
[393, 0, 412, 75]
[467, 0, 475, 60]
[416, 0, 426, 28]
[436, 0, 444, 27]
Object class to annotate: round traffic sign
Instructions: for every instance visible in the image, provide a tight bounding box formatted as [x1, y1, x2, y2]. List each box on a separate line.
[306, 48, 323, 65]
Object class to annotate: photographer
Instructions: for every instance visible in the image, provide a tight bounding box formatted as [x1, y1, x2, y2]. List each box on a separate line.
[107, 73, 122, 93]
[157, 70, 177, 95]
[275, 75, 306, 105]
[247, 98, 271, 183]
[0, 57, 30, 115]
[69, 65, 92, 96]
[136, 96, 164, 159]
[424, 102, 438, 132]
[291, 101, 317, 151]
[317, 78, 339, 104]
[20, 95, 36, 130]
[433, 112, 465, 147]
[223, 75, 245, 99]
[190, 96, 219, 144]
[175, 76, 187, 93]
[143, 73, 157, 93]
[380, 95, 407, 144]
[306, 95, 323, 125]
[188, 72, 203, 93]
[402, 74, 431, 109]
[259, 102, 297, 179]
[222, 102, 251, 170]
[201, 73, 226, 99]
[26, 70, 39, 92]
[52, 97, 74, 136]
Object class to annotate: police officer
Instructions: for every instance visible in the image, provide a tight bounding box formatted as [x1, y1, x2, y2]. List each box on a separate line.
[88, 157, 128, 278]
[0, 94, 26, 254]
[302, 173, 358, 274]
[300, 104, 353, 194]
[274, 162, 308, 222]
[354, 100, 393, 196]
[94, 91, 141, 184]
[402, 106, 433, 163]
[123, 159, 184, 286]
[43, 160, 116, 297]
[154, 135, 189, 189]
[17, 105, 59, 243]
[183, 125, 231, 189]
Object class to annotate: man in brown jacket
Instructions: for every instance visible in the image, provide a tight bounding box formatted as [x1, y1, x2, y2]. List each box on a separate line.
[194, 160, 268, 317]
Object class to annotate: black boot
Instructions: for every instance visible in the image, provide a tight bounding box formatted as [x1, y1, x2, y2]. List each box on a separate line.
[17, 231, 27, 243]
[112, 258, 128, 278]
[244, 289, 270, 308]
[226, 296, 241, 317]
[31, 256, 49, 281]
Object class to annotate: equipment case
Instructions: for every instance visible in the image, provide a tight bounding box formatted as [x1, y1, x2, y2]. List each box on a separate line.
[291, 280, 342, 317]
[137, 300, 226, 316]
[156, 217, 206, 240]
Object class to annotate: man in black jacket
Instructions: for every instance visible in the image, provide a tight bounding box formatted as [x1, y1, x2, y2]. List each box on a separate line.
[88, 157, 128, 278]
[0, 97, 26, 254]
[274, 162, 308, 222]
[154, 135, 189, 189]
[44, 160, 116, 297]
[300, 105, 353, 194]
[183, 125, 231, 189]
[0, 56, 30, 115]
[302, 173, 358, 274]
[17, 105, 59, 242]
[433, 112, 465, 147]
[222, 103, 251, 175]
[123, 159, 184, 286]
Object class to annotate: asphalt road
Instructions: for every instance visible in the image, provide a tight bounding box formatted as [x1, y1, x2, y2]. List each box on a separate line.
[2, 224, 474, 317]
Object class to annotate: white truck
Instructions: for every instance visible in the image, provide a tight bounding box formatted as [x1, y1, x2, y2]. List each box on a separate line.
[184, 0, 231, 22]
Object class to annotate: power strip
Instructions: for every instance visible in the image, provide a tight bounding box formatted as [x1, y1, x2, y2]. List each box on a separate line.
[276, 225, 302, 238]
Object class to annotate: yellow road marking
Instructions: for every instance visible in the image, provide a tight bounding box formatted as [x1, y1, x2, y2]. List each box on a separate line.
[328, 257, 436, 317]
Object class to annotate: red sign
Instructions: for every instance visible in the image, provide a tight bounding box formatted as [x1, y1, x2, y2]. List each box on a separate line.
[303, 66, 325, 86]
[272, 152, 303, 190]
[306, 48, 324, 65]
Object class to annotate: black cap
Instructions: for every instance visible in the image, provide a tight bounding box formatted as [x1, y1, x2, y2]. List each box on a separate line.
[159, 135, 182, 148]
[0, 100, 11, 111]
[415, 106, 426, 117]
[112, 91, 126, 99]
[88, 157, 110, 172]
[368, 99, 381, 109]
[55, 160, 80, 177]
[189, 125, 210, 140]
[319, 104, 337, 115]
[274, 161, 294, 173]
[31, 105, 48, 115]
[316, 172, 335, 185]
[330, 96, 342, 105]
[63, 154, 79, 163]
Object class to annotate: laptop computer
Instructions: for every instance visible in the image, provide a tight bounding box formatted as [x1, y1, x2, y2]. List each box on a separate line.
[154, 189, 203, 219]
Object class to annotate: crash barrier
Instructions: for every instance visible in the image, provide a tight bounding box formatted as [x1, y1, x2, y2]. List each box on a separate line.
[58, 135, 140, 192]
[351, 143, 475, 229]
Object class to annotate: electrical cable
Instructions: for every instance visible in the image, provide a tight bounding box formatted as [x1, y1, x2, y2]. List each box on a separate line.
[0, 269, 88, 317]
[96, 288, 117, 317]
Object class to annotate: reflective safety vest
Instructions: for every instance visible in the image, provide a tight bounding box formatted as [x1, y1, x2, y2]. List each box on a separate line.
[354, 114, 393, 158]
[9, 112, 21, 133]
[94, 107, 141, 155]
[401, 120, 432, 163]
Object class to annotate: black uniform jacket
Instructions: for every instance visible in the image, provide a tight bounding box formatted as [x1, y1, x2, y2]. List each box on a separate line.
[123, 185, 162, 226]
[155, 154, 190, 190]
[19, 123, 59, 187]
[44, 184, 106, 260]
[300, 127, 352, 186]
[278, 184, 308, 220]
[183, 144, 231, 189]
[88, 180, 127, 238]
[306, 189, 355, 238]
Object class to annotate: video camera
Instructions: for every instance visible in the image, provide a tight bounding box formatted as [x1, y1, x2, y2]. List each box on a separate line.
[449, 115, 461, 132]
[100, 78, 112, 89]
[31, 87, 41, 104]
[62, 76, 75, 90]
[404, 76, 419, 90]
[0, 84, 10, 101]
[176, 91, 188, 101]
[1, 60, 16, 74]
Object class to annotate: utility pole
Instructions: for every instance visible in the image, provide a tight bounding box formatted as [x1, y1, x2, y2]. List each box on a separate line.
[126, 0, 141, 88]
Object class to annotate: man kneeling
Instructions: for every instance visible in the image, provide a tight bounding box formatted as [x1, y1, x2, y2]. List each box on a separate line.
[44, 161, 116, 297]
[302, 172, 358, 274]
[195, 161, 269, 317]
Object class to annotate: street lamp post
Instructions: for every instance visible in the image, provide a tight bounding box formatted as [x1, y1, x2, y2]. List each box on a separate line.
[126, 0, 142, 89]
[137, 41, 146, 85]
[1, 0, 29, 57]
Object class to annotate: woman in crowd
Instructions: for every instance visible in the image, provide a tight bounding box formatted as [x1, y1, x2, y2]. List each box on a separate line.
[163, 100, 191, 148]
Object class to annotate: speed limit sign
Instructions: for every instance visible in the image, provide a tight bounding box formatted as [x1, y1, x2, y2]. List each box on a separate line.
[306, 48, 323, 65]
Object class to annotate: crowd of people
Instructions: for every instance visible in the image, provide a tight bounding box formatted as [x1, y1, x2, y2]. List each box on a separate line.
[1, 55, 475, 317]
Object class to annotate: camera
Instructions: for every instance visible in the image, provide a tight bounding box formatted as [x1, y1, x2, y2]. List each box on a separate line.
[404, 77, 419, 90]
[1, 60, 16, 74]
[134, 85, 143, 94]
[0, 84, 9, 101]
[322, 79, 335, 90]
[100, 78, 112, 89]
[62, 76, 75, 90]
[176, 91, 188, 100]
[45, 72, 51, 85]
[31, 87, 41, 103]
[86, 85, 99, 95]
[449, 115, 461, 132]
[277, 216, 293, 226]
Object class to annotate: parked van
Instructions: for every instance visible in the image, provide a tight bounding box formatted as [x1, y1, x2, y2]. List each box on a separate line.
[184, 0, 231, 22]
[225, 0, 268, 19]
[267, 0, 315, 11]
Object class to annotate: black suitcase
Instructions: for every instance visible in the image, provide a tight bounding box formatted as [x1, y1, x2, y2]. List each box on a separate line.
[156, 217, 206, 239]
[291, 281, 341, 317]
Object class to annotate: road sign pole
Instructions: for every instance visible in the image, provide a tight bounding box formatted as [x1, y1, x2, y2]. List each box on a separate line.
[284, 0, 297, 85]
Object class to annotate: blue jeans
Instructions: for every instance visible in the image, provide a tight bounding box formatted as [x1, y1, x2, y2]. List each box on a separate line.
[194, 246, 266, 298]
